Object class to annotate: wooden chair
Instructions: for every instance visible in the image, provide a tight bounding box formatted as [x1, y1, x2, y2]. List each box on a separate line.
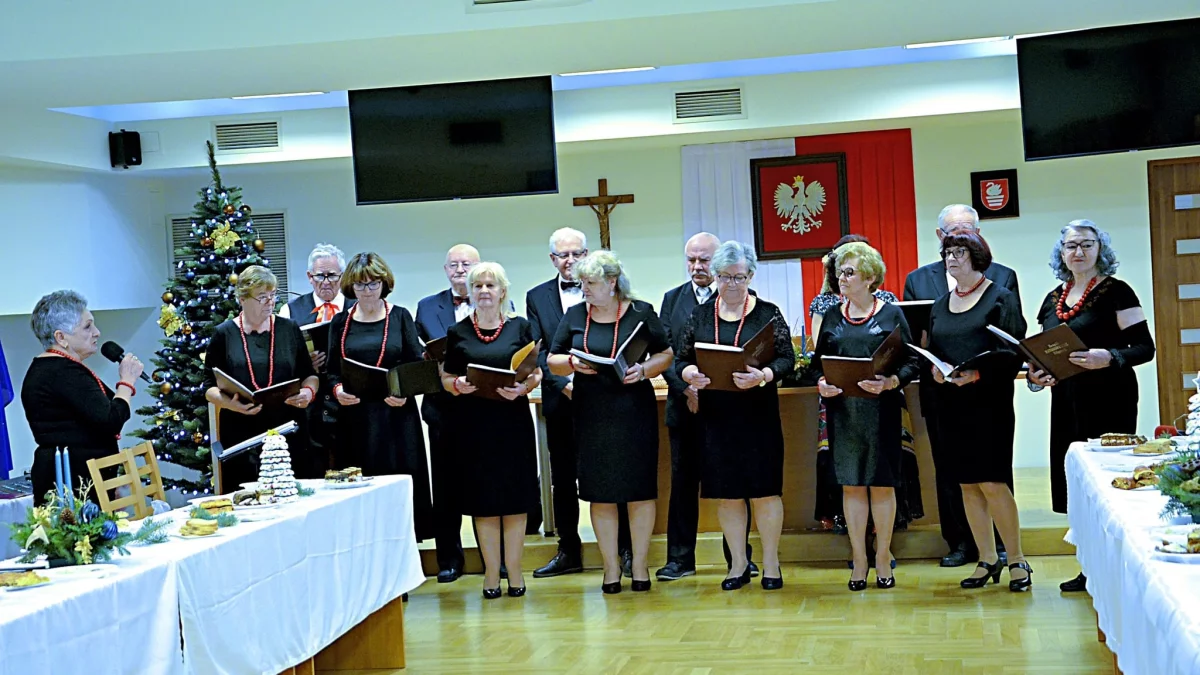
[85, 450, 149, 519]
[126, 441, 166, 506]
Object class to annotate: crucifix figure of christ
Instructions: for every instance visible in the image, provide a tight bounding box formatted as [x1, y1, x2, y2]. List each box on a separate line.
[572, 178, 634, 250]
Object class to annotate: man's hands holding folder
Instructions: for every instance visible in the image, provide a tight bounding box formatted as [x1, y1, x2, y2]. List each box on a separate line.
[818, 374, 899, 397]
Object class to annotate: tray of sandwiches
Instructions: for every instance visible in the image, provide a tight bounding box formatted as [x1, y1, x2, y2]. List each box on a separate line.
[324, 467, 373, 489]
[175, 518, 222, 539]
[1120, 437, 1177, 457]
[1111, 466, 1160, 491]
[1153, 526, 1200, 563]
[1087, 433, 1147, 452]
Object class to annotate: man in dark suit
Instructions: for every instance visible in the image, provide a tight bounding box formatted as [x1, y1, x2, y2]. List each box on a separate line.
[903, 204, 1020, 568]
[415, 244, 479, 583]
[655, 233, 758, 581]
[278, 243, 353, 476]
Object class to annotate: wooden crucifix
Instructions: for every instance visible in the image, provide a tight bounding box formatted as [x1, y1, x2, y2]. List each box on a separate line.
[573, 178, 634, 250]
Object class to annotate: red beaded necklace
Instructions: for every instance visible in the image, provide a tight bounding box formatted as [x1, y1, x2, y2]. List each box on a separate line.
[472, 310, 505, 344]
[46, 349, 119, 439]
[954, 274, 987, 298]
[585, 301, 625, 357]
[236, 314, 275, 391]
[1056, 276, 1100, 321]
[341, 302, 390, 366]
[714, 294, 752, 347]
[842, 297, 879, 326]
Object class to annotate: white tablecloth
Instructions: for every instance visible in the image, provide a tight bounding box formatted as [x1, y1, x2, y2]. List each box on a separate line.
[0, 475, 424, 675]
[1, 496, 34, 560]
[1066, 443, 1200, 675]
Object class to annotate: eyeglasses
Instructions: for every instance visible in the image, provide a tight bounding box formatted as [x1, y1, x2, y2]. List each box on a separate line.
[1062, 240, 1097, 253]
[445, 261, 474, 270]
[551, 250, 588, 260]
[352, 280, 383, 292]
[251, 293, 277, 305]
[943, 247, 969, 260]
[310, 273, 341, 283]
[836, 268, 857, 280]
[686, 256, 713, 265]
[717, 274, 749, 285]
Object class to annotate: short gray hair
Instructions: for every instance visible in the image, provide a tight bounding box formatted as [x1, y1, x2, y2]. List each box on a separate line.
[307, 243, 346, 272]
[31, 290, 89, 349]
[575, 250, 633, 302]
[549, 227, 588, 253]
[1049, 219, 1120, 282]
[712, 241, 758, 276]
[937, 204, 979, 232]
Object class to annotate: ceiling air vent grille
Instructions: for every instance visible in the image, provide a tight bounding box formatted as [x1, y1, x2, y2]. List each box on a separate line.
[673, 88, 745, 123]
[213, 121, 280, 152]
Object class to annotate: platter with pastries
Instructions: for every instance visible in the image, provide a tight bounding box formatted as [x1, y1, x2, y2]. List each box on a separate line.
[1111, 466, 1160, 491]
[174, 518, 223, 539]
[324, 467, 373, 490]
[1087, 433, 1147, 452]
[0, 570, 51, 592]
[1122, 438, 1176, 457]
[1152, 526, 1200, 563]
[186, 497, 235, 516]
[230, 487, 279, 510]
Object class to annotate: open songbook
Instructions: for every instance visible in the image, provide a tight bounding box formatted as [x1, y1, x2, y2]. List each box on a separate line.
[216, 420, 298, 460]
[298, 320, 333, 356]
[907, 344, 1013, 380]
[986, 324, 1088, 382]
[695, 322, 777, 392]
[820, 327, 907, 398]
[213, 367, 302, 408]
[466, 340, 540, 400]
[570, 321, 650, 383]
[340, 357, 443, 400]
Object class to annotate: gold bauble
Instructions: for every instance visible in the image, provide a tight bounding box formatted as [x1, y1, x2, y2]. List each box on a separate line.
[181, 324, 193, 336]
[159, 382, 173, 395]
[200, 237, 214, 248]
[152, 370, 165, 382]
[253, 239, 266, 252]
[228, 273, 239, 285]
[162, 291, 174, 303]
[223, 205, 235, 215]
[193, 432, 206, 444]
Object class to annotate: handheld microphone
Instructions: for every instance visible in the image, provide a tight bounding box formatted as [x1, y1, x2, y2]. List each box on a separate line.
[100, 341, 153, 383]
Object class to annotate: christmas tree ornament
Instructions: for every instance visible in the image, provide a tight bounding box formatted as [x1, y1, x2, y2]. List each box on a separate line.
[159, 382, 172, 395]
[211, 223, 241, 253]
[181, 323, 193, 336]
[162, 291, 174, 303]
[200, 237, 213, 248]
[185, 270, 196, 280]
[228, 273, 239, 285]
[152, 370, 165, 382]
[253, 239, 266, 252]
[240, 205, 252, 215]
[158, 305, 184, 336]
[193, 432, 205, 445]
[223, 204, 235, 215]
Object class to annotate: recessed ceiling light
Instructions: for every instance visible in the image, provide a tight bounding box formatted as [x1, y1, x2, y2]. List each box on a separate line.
[904, 37, 1011, 49]
[558, 67, 657, 77]
[230, 92, 327, 100]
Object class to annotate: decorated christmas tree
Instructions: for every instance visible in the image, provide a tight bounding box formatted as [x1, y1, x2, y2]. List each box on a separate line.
[130, 142, 272, 495]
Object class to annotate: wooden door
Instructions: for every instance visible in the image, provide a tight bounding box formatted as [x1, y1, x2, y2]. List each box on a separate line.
[1148, 157, 1200, 423]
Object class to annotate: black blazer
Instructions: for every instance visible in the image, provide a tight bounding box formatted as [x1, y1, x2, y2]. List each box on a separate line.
[526, 278, 572, 418]
[286, 293, 354, 327]
[414, 289, 459, 428]
[660, 282, 705, 428]
[903, 259, 1021, 309]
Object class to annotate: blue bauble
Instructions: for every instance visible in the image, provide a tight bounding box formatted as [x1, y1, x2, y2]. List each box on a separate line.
[78, 501, 100, 523]
[185, 270, 196, 280]
[100, 520, 119, 541]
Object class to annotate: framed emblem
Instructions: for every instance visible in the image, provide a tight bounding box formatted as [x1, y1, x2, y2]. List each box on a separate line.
[971, 168, 1020, 219]
[750, 153, 850, 260]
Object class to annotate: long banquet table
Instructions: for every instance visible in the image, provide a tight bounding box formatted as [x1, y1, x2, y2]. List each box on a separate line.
[1065, 442, 1200, 675]
[0, 475, 425, 675]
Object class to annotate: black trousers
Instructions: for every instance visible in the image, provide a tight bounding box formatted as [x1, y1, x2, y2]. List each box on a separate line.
[665, 418, 752, 569]
[927, 412, 1009, 554]
[546, 408, 630, 557]
[427, 422, 465, 571]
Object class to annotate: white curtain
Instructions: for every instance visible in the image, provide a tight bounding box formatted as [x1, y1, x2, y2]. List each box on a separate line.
[681, 139, 806, 332]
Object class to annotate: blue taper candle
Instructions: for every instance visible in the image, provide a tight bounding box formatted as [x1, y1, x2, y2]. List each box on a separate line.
[62, 447, 72, 502]
[54, 448, 64, 502]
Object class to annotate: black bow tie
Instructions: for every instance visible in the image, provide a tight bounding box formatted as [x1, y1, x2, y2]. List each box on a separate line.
[560, 280, 581, 291]
[452, 295, 469, 307]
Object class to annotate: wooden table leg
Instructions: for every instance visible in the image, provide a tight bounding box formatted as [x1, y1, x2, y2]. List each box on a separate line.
[313, 595, 406, 671]
[1097, 627, 1106, 643]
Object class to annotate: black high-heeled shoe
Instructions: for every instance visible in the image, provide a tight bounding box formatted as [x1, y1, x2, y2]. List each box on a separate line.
[721, 565, 752, 591]
[1008, 561, 1033, 592]
[847, 577, 867, 591]
[482, 587, 502, 600]
[960, 560, 1002, 589]
[631, 579, 651, 592]
[876, 573, 896, 590]
[507, 584, 527, 597]
[761, 575, 783, 590]
[601, 581, 622, 595]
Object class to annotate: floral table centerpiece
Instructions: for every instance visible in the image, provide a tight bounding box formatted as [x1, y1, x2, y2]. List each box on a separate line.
[8, 487, 168, 565]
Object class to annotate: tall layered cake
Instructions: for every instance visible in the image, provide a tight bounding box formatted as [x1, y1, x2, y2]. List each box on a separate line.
[257, 430, 298, 504]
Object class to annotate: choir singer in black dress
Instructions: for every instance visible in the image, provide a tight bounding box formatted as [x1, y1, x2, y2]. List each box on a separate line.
[548, 250, 674, 594]
[22, 291, 145, 506]
[204, 266, 320, 489]
[925, 232, 1032, 592]
[676, 241, 794, 591]
[813, 242, 919, 591]
[1027, 221, 1154, 593]
[326, 252, 435, 542]
[441, 262, 542, 599]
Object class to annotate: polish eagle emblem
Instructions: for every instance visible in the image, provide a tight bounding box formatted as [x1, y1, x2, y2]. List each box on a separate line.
[774, 175, 827, 234]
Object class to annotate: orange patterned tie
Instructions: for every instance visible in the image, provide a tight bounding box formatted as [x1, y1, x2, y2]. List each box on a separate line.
[317, 302, 336, 322]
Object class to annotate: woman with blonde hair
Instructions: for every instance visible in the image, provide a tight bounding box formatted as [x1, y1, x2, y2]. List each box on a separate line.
[441, 262, 542, 599]
[204, 265, 320, 488]
[548, 250, 674, 594]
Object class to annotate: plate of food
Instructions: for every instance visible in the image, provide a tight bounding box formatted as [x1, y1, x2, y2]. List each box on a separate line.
[1153, 526, 1200, 563]
[1087, 433, 1146, 452]
[324, 468, 373, 489]
[1111, 466, 1159, 491]
[173, 518, 223, 539]
[186, 497, 235, 516]
[231, 488, 278, 510]
[1121, 438, 1175, 457]
[0, 570, 52, 592]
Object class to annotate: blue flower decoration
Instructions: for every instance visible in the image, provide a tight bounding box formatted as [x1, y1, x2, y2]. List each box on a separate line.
[79, 501, 101, 524]
[100, 520, 119, 541]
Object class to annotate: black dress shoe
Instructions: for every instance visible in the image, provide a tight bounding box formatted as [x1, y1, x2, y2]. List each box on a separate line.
[940, 547, 973, 568]
[761, 575, 783, 590]
[482, 587, 502, 600]
[1059, 572, 1087, 593]
[747, 560, 760, 578]
[533, 551, 584, 578]
[631, 579, 651, 592]
[721, 566, 752, 591]
[601, 580, 622, 594]
[436, 566, 462, 584]
[960, 560, 1002, 589]
[621, 550, 633, 579]
[1008, 561, 1033, 592]
[655, 561, 696, 581]
[507, 584, 527, 597]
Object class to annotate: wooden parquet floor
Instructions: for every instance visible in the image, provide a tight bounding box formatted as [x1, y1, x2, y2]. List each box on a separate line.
[387, 555, 1111, 675]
